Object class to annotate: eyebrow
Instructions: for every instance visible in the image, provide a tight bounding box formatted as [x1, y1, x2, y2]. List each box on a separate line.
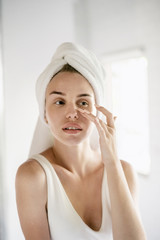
[49, 91, 92, 98]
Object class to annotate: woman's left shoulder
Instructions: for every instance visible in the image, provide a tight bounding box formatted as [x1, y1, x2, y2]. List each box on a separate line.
[120, 160, 139, 203]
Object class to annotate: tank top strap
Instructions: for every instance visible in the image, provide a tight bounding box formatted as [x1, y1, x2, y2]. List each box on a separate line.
[31, 153, 54, 171]
[31, 154, 64, 205]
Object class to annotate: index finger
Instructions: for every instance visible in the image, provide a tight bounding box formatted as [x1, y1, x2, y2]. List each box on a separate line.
[95, 104, 115, 128]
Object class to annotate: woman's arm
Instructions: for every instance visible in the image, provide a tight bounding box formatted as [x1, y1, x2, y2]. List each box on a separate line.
[79, 106, 147, 240]
[106, 159, 146, 240]
[15, 160, 51, 240]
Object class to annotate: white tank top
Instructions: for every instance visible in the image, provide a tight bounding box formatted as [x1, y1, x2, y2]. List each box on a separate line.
[32, 154, 113, 240]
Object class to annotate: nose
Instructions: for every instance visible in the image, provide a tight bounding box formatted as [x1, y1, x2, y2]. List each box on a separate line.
[65, 104, 79, 120]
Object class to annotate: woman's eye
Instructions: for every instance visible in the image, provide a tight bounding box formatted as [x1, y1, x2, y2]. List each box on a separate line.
[79, 101, 89, 107]
[55, 100, 65, 105]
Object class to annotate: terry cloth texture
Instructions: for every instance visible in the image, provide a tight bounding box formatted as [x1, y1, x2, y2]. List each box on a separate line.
[29, 42, 106, 156]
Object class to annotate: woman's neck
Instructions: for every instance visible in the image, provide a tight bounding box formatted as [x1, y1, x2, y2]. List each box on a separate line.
[52, 139, 101, 177]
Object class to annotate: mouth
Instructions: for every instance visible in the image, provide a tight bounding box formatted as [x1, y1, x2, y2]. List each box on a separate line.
[62, 125, 82, 134]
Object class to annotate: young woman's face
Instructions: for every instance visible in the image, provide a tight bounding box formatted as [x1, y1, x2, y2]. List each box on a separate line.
[45, 71, 96, 146]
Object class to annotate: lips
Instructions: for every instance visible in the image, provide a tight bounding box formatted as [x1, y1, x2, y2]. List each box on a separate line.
[62, 123, 82, 134]
[62, 123, 82, 130]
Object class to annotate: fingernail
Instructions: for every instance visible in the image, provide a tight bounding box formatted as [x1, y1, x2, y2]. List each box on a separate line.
[77, 108, 85, 112]
[86, 109, 91, 113]
[94, 104, 100, 108]
[95, 117, 99, 123]
[83, 109, 90, 114]
[77, 108, 90, 114]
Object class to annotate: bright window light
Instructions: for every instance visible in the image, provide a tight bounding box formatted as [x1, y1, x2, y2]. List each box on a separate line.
[102, 49, 150, 175]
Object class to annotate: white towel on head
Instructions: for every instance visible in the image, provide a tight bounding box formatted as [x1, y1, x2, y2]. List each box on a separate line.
[36, 42, 105, 124]
[29, 42, 106, 157]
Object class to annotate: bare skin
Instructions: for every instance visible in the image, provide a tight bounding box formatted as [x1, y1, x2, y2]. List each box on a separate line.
[16, 72, 146, 240]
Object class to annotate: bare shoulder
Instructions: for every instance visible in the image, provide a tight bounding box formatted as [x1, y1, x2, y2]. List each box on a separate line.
[15, 159, 47, 199]
[15, 160, 50, 239]
[16, 159, 46, 182]
[120, 160, 139, 204]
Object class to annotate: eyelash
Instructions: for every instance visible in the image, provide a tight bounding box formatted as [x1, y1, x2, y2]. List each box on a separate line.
[79, 101, 89, 107]
[55, 100, 65, 105]
[54, 100, 89, 107]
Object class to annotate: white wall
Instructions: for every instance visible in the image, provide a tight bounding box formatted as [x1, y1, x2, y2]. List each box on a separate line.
[1, 0, 76, 239]
[84, 0, 160, 239]
[1, 0, 160, 239]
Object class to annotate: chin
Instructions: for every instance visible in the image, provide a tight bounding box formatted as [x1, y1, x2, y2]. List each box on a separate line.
[60, 135, 89, 146]
[54, 130, 92, 146]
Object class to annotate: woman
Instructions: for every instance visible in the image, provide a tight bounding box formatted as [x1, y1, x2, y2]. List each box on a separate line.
[15, 42, 146, 240]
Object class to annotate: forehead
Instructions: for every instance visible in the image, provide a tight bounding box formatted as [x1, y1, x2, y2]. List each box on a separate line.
[46, 72, 95, 96]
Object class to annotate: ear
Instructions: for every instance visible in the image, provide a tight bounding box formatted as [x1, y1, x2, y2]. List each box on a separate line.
[44, 112, 48, 124]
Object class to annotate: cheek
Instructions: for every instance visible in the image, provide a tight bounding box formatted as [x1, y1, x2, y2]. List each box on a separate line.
[88, 99, 97, 116]
[90, 105, 97, 116]
[45, 105, 56, 124]
[84, 100, 96, 115]
[47, 114, 61, 137]
[47, 111, 58, 125]
[82, 115, 94, 132]
[85, 121, 95, 138]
